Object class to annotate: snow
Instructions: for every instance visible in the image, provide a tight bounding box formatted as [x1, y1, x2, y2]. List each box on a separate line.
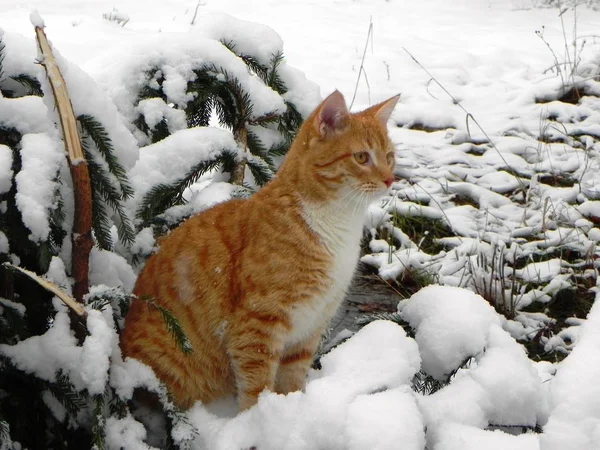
[89, 247, 137, 292]
[541, 291, 600, 450]
[401, 285, 501, 380]
[182, 320, 424, 450]
[37, 44, 140, 171]
[191, 12, 283, 67]
[86, 32, 287, 145]
[105, 413, 151, 450]
[81, 309, 116, 395]
[128, 127, 241, 212]
[516, 258, 563, 283]
[14, 132, 64, 242]
[0, 297, 26, 316]
[0, 310, 84, 386]
[2, 0, 600, 447]
[435, 422, 540, 450]
[345, 388, 425, 450]
[29, 10, 44, 28]
[0, 144, 13, 195]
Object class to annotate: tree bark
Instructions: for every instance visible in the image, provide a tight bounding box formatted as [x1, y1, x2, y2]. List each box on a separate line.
[230, 126, 248, 185]
[34, 24, 92, 337]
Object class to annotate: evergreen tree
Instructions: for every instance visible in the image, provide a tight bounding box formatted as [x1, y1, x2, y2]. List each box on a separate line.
[0, 18, 317, 449]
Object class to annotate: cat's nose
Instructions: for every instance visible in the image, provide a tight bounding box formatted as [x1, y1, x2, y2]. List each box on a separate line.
[383, 176, 395, 188]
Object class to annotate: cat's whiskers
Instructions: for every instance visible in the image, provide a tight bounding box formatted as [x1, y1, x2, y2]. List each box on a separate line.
[335, 185, 363, 213]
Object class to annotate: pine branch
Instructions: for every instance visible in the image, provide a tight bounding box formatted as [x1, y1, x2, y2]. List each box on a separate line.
[355, 311, 409, 329]
[87, 295, 111, 312]
[140, 296, 192, 355]
[91, 394, 106, 450]
[0, 416, 10, 446]
[246, 129, 275, 169]
[278, 101, 303, 144]
[219, 39, 269, 82]
[210, 69, 253, 131]
[90, 187, 114, 250]
[411, 370, 447, 395]
[77, 114, 134, 200]
[185, 96, 212, 128]
[83, 147, 135, 248]
[268, 140, 290, 157]
[10, 74, 43, 96]
[85, 287, 131, 332]
[0, 298, 28, 345]
[246, 154, 274, 187]
[48, 178, 67, 254]
[136, 150, 237, 225]
[45, 370, 89, 417]
[266, 52, 287, 94]
[0, 34, 5, 85]
[138, 68, 167, 102]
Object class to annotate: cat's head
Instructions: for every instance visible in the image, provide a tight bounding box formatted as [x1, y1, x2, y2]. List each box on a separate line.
[283, 90, 399, 205]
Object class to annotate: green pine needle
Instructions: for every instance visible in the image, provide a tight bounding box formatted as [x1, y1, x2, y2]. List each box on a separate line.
[84, 147, 136, 248]
[91, 394, 106, 450]
[45, 370, 89, 417]
[136, 150, 237, 225]
[219, 39, 269, 82]
[266, 52, 287, 94]
[355, 312, 409, 329]
[90, 187, 114, 250]
[268, 141, 290, 157]
[246, 129, 275, 169]
[77, 114, 134, 200]
[10, 74, 43, 97]
[0, 417, 10, 446]
[0, 36, 5, 85]
[246, 155, 274, 187]
[140, 296, 192, 355]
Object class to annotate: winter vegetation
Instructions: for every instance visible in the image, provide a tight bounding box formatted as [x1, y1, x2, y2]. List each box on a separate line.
[0, 0, 599, 449]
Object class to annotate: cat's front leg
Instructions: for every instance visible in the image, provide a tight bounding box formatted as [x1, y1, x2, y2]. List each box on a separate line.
[227, 310, 288, 411]
[275, 331, 323, 395]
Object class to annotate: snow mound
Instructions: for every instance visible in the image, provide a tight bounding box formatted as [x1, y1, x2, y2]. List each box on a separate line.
[401, 285, 546, 446]
[187, 320, 423, 450]
[401, 285, 502, 380]
[541, 291, 600, 450]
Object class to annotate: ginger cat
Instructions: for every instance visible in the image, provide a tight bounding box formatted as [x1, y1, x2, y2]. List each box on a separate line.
[120, 91, 399, 411]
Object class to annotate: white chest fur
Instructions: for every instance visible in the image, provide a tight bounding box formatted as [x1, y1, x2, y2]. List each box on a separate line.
[285, 200, 366, 345]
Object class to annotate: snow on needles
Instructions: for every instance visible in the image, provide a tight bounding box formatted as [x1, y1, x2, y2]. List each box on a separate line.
[15, 133, 64, 242]
[88, 32, 287, 145]
[128, 126, 241, 212]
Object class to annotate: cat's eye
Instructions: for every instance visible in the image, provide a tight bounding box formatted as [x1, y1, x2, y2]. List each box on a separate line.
[386, 152, 395, 166]
[354, 152, 370, 164]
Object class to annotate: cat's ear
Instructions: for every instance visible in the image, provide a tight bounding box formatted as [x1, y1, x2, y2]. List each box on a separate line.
[314, 90, 349, 137]
[365, 94, 400, 126]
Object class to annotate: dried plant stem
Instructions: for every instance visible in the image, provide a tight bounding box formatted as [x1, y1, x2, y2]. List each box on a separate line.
[403, 47, 527, 192]
[34, 23, 93, 306]
[349, 17, 373, 109]
[3, 263, 87, 318]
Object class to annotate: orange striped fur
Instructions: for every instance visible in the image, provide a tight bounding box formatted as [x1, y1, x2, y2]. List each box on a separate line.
[120, 91, 399, 411]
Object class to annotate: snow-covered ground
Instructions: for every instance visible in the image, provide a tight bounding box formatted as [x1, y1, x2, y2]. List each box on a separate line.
[2, 0, 600, 448]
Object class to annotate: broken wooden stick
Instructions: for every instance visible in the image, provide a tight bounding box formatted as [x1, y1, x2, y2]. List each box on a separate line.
[32, 13, 93, 305]
[3, 263, 87, 318]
